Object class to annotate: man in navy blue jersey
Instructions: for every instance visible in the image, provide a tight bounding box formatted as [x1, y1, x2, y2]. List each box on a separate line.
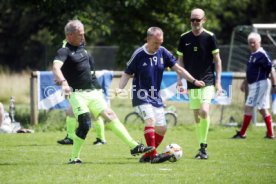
[117, 27, 205, 163]
[176, 8, 222, 160]
[232, 32, 275, 139]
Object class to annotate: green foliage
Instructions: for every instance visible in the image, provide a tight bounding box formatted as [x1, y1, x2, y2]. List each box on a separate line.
[0, 127, 275, 184]
[1, 0, 275, 71]
[249, 0, 276, 23]
[0, 0, 112, 71]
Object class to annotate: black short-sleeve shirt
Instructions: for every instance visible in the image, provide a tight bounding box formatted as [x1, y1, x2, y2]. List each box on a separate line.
[177, 30, 219, 89]
[54, 42, 101, 91]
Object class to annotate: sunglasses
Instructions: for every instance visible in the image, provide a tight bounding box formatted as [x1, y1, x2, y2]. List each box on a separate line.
[190, 18, 202, 23]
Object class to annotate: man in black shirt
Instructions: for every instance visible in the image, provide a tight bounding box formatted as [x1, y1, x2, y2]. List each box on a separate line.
[52, 20, 154, 164]
[177, 8, 222, 159]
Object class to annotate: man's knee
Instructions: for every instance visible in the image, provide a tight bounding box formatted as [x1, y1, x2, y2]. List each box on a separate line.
[145, 117, 155, 127]
[199, 108, 209, 118]
[76, 112, 91, 139]
[155, 125, 167, 135]
[101, 107, 117, 122]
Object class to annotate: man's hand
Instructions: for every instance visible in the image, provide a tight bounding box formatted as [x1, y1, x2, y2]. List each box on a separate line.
[61, 81, 71, 99]
[115, 88, 124, 96]
[215, 83, 222, 95]
[176, 80, 185, 92]
[194, 80, 205, 87]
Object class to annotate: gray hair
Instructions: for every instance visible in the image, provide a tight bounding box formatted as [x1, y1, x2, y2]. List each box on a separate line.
[248, 32, 261, 42]
[147, 27, 163, 37]
[64, 20, 84, 35]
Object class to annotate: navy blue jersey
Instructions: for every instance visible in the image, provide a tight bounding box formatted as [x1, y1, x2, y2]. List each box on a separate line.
[125, 44, 176, 107]
[54, 41, 101, 91]
[246, 47, 272, 84]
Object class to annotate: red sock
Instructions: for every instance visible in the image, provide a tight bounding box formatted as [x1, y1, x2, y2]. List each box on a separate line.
[144, 126, 157, 157]
[240, 114, 252, 136]
[264, 115, 274, 137]
[154, 133, 164, 148]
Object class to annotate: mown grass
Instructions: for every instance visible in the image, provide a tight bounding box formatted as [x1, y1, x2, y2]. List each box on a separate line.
[0, 125, 275, 184]
[1, 71, 276, 183]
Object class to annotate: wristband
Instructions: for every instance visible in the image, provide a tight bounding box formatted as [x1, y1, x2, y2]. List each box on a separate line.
[192, 79, 196, 85]
[273, 84, 276, 88]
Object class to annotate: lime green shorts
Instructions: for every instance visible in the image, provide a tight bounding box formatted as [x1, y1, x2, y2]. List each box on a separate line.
[68, 90, 107, 118]
[189, 86, 215, 109]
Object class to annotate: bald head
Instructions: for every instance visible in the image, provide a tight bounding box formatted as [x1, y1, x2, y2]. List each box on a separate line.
[190, 8, 206, 32]
[191, 8, 205, 19]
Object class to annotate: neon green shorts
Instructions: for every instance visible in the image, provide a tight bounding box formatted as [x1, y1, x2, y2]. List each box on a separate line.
[189, 86, 215, 109]
[68, 90, 107, 118]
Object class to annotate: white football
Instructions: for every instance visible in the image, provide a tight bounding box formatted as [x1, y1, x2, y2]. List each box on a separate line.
[163, 143, 183, 162]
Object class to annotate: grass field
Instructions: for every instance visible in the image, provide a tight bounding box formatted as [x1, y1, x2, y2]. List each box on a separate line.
[0, 72, 275, 183]
[0, 125, 275, 184]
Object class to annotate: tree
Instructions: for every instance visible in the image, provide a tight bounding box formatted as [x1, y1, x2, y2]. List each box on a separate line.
[0, 0, 274, 71]
[0, 0, 112, 71]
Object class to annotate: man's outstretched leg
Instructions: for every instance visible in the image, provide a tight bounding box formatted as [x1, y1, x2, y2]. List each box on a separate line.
[106, 118, 154, 155]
